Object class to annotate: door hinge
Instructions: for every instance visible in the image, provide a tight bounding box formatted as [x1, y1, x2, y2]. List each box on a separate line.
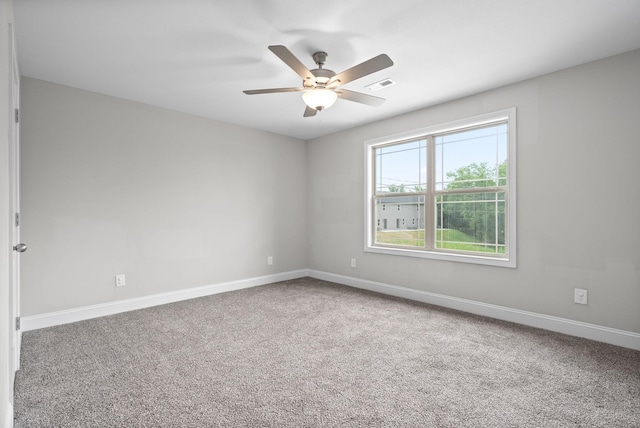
[15, 317, 20, 331]
[15, 212, 20, 227]
[14, 108, 19, 123]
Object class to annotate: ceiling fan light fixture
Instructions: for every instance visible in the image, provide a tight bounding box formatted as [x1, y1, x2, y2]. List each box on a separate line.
[244, 46, 394, 117]
[302, 88, 337, 111]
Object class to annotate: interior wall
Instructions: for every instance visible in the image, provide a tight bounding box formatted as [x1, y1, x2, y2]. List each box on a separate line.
[17, 49, 640, 335]
[307, 49, 640, 333]
[1, 1, 15, 425]
[20, 77, 307, 316]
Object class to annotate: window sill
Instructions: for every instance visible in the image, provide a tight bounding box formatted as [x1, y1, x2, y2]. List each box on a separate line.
[364, 244, 516, 268]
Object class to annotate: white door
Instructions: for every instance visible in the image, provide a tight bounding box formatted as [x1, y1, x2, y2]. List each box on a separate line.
[8, 22, 23, 399]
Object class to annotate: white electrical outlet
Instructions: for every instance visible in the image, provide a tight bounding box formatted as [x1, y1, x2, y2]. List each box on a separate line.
[574, 288, 588, 305]
[267, 256, 273, 265]
[115, 274, 126, 287]
[351, 258, 357, 268]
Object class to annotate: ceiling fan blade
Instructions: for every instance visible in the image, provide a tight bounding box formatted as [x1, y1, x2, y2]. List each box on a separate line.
[303, 106, 318, 117]
[243, 87, 304, 95]
[329, 54, 393, 86]
[337, 89, 386, 107]
[268, 45, 315, 82]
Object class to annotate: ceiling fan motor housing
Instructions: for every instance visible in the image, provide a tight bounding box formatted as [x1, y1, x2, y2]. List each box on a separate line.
[305, 68, 336, 88]
[304, 51, 336, 88]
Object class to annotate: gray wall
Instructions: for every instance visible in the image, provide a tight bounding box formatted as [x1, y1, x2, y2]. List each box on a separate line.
[307, 49, 640, 333]
[20, 77, 308, 316]
[19, 50, 640, 336]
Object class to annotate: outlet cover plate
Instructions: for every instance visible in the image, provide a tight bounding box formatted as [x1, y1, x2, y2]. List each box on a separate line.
[574, 288, 588, 305]
[115, 274, 126, 287]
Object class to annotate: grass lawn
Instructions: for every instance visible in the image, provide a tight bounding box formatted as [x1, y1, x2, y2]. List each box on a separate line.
[376, 229, 505, 254]
[376, 230, 425, 247]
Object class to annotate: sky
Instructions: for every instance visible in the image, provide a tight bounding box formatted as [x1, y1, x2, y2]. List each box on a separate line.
[376, 123, 507, 193]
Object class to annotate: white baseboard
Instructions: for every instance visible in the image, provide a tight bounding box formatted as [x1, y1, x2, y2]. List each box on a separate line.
[21, 270, 308, 332]
[308, 269, 640, 351]
[21, 268, 640, 351]
[4, 402, 13, 428]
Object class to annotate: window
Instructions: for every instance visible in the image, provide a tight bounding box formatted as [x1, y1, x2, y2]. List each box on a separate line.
[365, 109, 516, 267]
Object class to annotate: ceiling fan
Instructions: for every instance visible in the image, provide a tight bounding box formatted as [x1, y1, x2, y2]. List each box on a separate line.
[243, 45, 394, 117]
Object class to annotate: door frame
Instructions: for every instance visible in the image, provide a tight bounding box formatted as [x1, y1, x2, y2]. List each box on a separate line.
[8, 21, 21, 392]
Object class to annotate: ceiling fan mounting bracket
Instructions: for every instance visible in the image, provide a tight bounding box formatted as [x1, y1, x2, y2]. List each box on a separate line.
[312, 51, 328, 67]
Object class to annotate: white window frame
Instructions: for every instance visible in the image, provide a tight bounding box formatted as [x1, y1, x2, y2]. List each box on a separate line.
[364, 108, 517, 268]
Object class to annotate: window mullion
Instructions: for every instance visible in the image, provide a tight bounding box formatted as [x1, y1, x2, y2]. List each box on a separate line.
[425, 135, 435, 251]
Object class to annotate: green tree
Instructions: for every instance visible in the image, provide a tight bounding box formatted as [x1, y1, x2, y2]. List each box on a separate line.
[438, 161, 507, 251]
[387, 183, 405, 193]
[445, 162, 496, 189]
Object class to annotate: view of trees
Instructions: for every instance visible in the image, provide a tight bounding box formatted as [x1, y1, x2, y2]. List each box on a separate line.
[386, 183, 405, 192]
[383, 160, 507, 252]
[438, 161, 507, 250]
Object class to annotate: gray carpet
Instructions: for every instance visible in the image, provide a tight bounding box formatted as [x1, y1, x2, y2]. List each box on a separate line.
[14, 277, 640, 427]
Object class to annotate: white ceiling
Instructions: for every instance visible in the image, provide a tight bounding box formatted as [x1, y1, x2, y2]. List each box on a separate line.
[13, 0, 640, 140]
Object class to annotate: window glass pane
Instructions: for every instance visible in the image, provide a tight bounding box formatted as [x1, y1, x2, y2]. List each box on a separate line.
[435, 192, 506, 254]
[375, 139, 426, 194]
[435, 123, 507, 191]
[375, 195, 424, 247]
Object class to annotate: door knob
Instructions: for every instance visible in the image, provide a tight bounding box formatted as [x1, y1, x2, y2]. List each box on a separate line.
[13, 243, 27, 253]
